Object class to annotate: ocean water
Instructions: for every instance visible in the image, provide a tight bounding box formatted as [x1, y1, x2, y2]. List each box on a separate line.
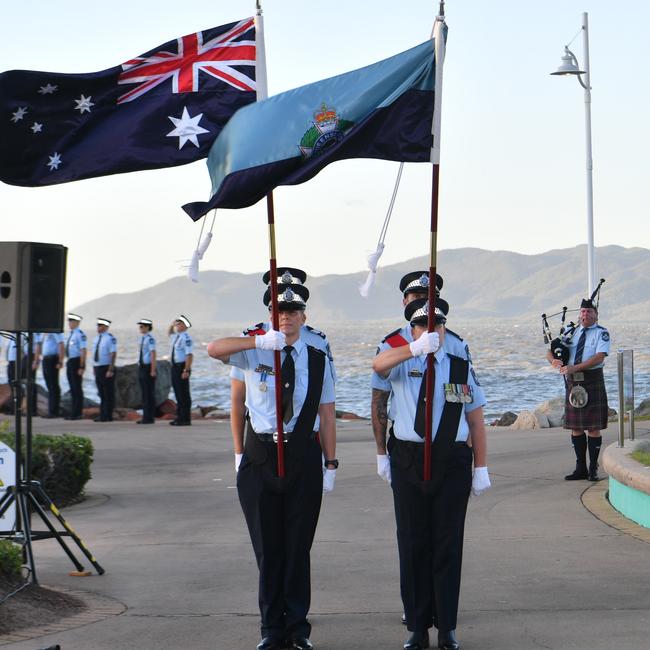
[3, 320, 648, 421]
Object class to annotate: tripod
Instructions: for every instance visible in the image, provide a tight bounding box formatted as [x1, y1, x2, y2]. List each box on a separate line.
[0, 331, 105, 583]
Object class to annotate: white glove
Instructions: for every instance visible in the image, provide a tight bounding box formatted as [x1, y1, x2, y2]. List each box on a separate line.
[255, 328, 286, 351]
[408, 331, 440, 357]
[323, 469, 336, 494]
[376, 454, 391, 483]
[235, 453, 243, 472]
[472, 466, 491, 496]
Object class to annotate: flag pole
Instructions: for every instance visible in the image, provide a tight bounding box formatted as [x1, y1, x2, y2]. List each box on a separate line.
[256, 1, 285, 478]
[424, 2, 446, 482]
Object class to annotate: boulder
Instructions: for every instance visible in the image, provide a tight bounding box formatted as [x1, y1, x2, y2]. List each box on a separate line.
[532, 410, 550, 428]
[82, 406, 100, 420]
[60, 391, 99, 417]
[510, 410, 542, 430]
[336, 410, 366, 420]
[634, 398, 650, 417]
[495, 411, 517, 427]
[534, 396, 565, 428]
[157, 399, 177, 416]
[205, 410, 229, 420]
[114, 361, 172, 409]
[199, 405, 218, 417]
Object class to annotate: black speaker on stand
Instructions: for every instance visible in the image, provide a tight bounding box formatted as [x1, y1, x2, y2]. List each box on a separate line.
[0, 242, 104, 582]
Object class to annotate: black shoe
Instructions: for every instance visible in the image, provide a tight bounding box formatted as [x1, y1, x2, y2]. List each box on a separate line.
[94, 417, 107, 422]
[404, 631, 429, 650]
[402, 612, 407, 625]
[437, 630, 460, 650]
[64, 415, 82, 420]
[136, 419, 154, 424]
[565, 467, 588, 480]
[288, 638, 313, 650]
[257, 637, 284, 650]
[170, 420, 191, 426]
[588, 465, 601, 481]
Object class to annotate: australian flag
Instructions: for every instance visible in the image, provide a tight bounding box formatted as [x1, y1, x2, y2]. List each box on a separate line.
[0, 18, 256, 187]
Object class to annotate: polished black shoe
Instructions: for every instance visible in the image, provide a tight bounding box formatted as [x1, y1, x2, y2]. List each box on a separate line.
[170, 420, 191, 426]
[136, 419, 154, 424]
[256, 637, 284, 650]
[64, 415, 82, 420]
[404, 631, 429, 650]
[93, 417, 107, 422]
[564, 467, 588, 480]
[437, 630, 460, 650]
[588, 465, 601, 481]
[288, 638, 313, 650]
[402, 612, 407, 625]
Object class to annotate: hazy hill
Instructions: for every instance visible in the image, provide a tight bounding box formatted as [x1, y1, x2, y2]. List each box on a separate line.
[73, 245, 649, 326]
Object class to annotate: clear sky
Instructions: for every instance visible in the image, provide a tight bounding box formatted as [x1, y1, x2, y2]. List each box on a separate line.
[1, 0, 648, 307]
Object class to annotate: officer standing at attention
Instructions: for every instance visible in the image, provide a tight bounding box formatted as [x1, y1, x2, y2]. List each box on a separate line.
[137, 319, 157, 424]
[168, 315, 193, 426]
[373, 298, 490, 650]
[230, 267, 336, 461]
[546, 296, 610, 481]
[92, 318, 117, 422]
[38, 331, 65, 418]
[208, 285, 337, 650]
[65, 313, 87, 421]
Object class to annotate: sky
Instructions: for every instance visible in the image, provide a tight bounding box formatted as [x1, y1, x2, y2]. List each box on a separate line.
[1, 0, 648, 307]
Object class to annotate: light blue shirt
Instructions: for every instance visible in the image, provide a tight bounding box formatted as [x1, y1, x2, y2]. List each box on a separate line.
[385, 346, 486, 443]
[229, 322, 337, 383]
[171, 332, 193, 363]
[66, 328, 87, 359]
[371, 325, 470, 392]
[139, 333, 156, 364]
[227, 338, 335, 434]
[6, 336, 31, 361]
[40, 333, 64, 356]
[567, 324, 610, 368]
[93, 332, 117, 366]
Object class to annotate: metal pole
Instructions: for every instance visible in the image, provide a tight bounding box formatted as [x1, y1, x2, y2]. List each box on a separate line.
[629, 350, 635, 440]
[617, 350, 624, 448]
[582, 12, 595, 295]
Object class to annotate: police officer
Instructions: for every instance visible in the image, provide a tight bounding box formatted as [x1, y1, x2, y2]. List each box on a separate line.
[372, 298, 490, 650]
[169, 315, 193, 426]
[230, 268, 336, 458]
[208, 285, 337, 650]
[5, 333, 28, 414]
[64, 313, 87, 420]
[92, 318, 117, 422]
[38, 331, 65, 417]
[137, 319, 157, 424]
[547, 297, 610, 481]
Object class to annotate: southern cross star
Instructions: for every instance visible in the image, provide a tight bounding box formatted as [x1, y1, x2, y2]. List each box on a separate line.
[166, 107, 209, 149]
[38, 83, 58, 95]
[74, 94, 94, 114]
[31, 122, 43, 133]
[11, 107, 28, 122]
[47, 152, 62, 171]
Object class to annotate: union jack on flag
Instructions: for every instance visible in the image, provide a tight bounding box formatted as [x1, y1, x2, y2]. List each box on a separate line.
[0, 18, 257, 187]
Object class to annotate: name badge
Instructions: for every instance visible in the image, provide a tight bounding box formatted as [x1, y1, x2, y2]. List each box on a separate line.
[408, 369, 423, 377]
[444, 383, 473, 404]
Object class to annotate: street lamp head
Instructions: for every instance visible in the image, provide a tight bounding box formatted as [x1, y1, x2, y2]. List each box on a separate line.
[551, 48, 585, 76]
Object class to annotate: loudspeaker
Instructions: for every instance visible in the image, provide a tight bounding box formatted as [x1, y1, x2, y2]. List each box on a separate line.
[0, 242, 67, 332]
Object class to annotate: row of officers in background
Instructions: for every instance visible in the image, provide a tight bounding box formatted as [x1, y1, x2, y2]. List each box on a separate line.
[1, 314, 195, 426]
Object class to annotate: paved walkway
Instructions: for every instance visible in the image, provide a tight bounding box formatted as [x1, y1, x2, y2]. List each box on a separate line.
[1, 416, 649, 650]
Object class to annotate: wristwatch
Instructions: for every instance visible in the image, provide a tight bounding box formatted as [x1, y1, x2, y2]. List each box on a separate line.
[324, 459, 339, 470]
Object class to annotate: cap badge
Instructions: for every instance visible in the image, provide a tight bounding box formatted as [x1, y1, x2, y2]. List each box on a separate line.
[419, 273, 429, 287]
[281, 271, 293, 284]
[283, 288, 294, 301]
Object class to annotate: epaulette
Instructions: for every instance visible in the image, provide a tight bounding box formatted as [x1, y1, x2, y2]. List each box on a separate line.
[305, 325, 327, 339]
[382, 328, 409, 348]
[109, 334, 116, 342]
[446, 328, 463, 341]
[244, 322, 266, 337]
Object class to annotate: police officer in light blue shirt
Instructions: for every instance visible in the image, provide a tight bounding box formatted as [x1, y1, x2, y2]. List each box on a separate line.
[372, 298, 489, 650]
[65, 313, 87, 420]
[136, 319, 157, 424]
[92, 318, 117, 422]
[169, 315, 193, 426]
[38, 331, 65, 417]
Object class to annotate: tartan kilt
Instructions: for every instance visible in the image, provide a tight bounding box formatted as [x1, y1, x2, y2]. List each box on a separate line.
[564, 368, 608, 430]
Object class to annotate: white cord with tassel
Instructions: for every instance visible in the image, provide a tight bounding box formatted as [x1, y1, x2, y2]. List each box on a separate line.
[187, 210, 217, 283]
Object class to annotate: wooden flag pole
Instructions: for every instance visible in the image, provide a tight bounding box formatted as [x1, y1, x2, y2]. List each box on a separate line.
[424, 2, 446, 482]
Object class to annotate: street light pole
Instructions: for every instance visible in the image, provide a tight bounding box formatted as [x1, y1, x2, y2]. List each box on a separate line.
[551, 12, 595, 295]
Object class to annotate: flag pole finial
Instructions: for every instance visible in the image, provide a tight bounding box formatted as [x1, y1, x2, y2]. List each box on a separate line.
[438, 0, 445, 17]
[256, 0, 262, 14]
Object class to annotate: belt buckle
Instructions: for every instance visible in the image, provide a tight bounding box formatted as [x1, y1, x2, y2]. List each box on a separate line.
[272, 431, 289, 444]
[572, 372, 584, 382]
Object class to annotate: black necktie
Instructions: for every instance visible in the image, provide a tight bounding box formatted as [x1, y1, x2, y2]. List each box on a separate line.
[281, 345, 295, 425]
[414, 363, 435, 438]
[574, 329, 587, 364]
[139, 337, 144, 365]
[172, 335, 176, 363]
[95, 333, 102, 362]
[66, 333, 71, 356]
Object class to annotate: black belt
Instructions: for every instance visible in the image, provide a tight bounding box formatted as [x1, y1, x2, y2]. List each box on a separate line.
[391, 436, 469, 450]
[255, 431, 318, 443]
[43, 354, 58, 359]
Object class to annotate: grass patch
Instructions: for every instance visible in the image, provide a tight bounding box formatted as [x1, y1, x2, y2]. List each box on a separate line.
[631, 450, 650, 467]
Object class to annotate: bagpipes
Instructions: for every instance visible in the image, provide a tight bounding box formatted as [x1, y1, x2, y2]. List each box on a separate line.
[541, 278, 605, 365]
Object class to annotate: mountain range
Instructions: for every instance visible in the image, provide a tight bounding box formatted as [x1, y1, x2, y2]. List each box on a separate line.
[73, 245, 649, 326]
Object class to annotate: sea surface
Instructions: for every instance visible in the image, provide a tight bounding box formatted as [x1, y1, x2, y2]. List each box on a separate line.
[3, 320, 648, 422]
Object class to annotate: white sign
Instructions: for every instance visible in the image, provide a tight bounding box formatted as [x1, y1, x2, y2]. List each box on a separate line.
[0, 441, 16, 532]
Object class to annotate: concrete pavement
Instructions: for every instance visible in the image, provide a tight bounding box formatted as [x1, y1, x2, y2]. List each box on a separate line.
[1, 415, 649, 650]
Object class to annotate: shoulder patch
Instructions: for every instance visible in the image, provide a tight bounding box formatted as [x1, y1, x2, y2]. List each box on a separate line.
[305, 325, 326, 339]
[385, 332, 409, 348]
[470, 365, 481, 386]
[445, 328, 464, 342]
[381, 328, 403, 344]
[109, 334, 116, 342]
[601, 330, 610, 342]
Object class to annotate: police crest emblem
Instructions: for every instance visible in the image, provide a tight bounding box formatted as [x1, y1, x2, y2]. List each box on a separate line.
[299, 103, 354, 159]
